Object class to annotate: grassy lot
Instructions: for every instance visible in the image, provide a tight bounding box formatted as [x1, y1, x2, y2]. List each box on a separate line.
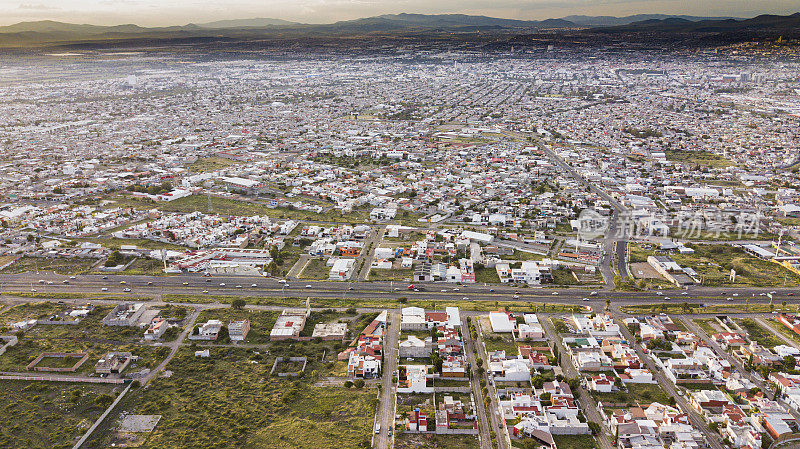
[474, 266, 501, 283]
[765, 318, 800, 344]
[73, 237, 187, 251]
[2, 256, 97, 275]
[552, 435, 599, 449]
[0, 304, 167, 374]
[91, 347, 376, 449]
[591, 383, 672, 406]
[665, 149, 732, 168]
[736, 318, 783, 348]
[483, 332, 518, 355]
[383, 231, 427, 243]
[187, 156, 242, 173]
[368, 268, 413, 282]
[119, 258, 167, 276]
[620, 303, 774, 315]
[396, 433, 478, 449]
[506, 250, 545, 261]
[162, 294, 584, 314]
[694, 318, 721, 336]
[551, 268, 579, 286]
[0, 380, 117, 449]
[299, 258, 330, 280]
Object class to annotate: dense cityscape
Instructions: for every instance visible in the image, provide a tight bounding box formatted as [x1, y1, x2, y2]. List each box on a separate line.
[1, 9, 800, 449]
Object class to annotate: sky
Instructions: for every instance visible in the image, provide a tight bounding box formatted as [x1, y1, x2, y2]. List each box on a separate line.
[0, 0, 797, 26]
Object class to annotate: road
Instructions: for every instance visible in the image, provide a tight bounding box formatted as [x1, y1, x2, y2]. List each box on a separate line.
[143, 308, 199, 385]
[4, 272, 800, 307]
[615, 314, 724, 449]
[374, 310, 399, 449]
[358, 225, 386, 281]
[461, 317, 493, 449]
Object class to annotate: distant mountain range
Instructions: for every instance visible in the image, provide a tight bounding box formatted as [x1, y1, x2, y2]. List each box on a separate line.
[0, 12, 796, 48]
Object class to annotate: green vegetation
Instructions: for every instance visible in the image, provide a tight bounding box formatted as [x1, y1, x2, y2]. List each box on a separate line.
[162, 294, 584, 314]
[474, 265, 501, 283]
[93, 347, 376, 448]
[552, 434, 599, 449]
[396, 433, 478, 448]
[368, 268, 413, 282]
[736, 318, 783, 348]
[551, 268, 578, 286]
[765, 319, 800, 344]
[483, 332, 518, 355]
[299, 258, 330, 280]
[194, 308, 279, 343]
[1, 256, 97, 275]
[664, 149, 732, 168]
[694, 318, 720, 336]
[187, 156, 241, 173]
[591, 383, 672, 406]
[0, 381, 117, 449]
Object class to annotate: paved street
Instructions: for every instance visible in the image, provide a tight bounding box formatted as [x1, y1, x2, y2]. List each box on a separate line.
[374, 310, 399, 449]
[461, 317, 494, 449]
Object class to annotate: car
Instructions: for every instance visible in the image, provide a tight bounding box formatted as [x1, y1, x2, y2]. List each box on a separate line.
[202, 290, 209, 294]
[462, 297, 469, 301]
[453, 288, 460, 292]
[236, 285, 242, 289]
[681, 292, 688, 295]
[552, 291, 559, 295]
[489, 289, 495, 292]
[120, 281, 127, 285]
[57, 301, 65, 305]
[789, 293, 796, 297]
[770, 291, 777, 294]
[726, 297, 733, 301]
[348, 287, 354, 291]
[123, 288, 131, 292]
[251, 284, 258, 288]
[513, 295, 520, 299]
[219, 283, 226, 287]
[760, 292, 766, 296]
[305, 285, 312, 289]
[30, 288, 36, 292]
[62, 280, 70, 284]
[205, 279, 212, 282]
[102, 276, 108, 280]
[101, 287, 108, 292]
[394, 288, 400, 291]
[69, 276, 76, 280]
[413, 288, 419, 292]
[407, 284, 414, 290]
[732, 293, 738, 297]
[441, 289, 448, 292]
[147, 281, 153, 285]
[656, 291, 663, 296]
[589, 291, 598, 296]
[582, 298, 589, 301]
[182, 282, 188, 286]
[38, 279, 45, 284]
[514, 291, 520, 295]
[46, 281, 53, 285]
[664, 297, 670, 301]
[279, 279, 287, 283]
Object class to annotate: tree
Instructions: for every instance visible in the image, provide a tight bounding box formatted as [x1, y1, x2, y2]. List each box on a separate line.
[353, 379, 365, 389]
[343, 380, 353, 388]
[231, 298, 246, 310]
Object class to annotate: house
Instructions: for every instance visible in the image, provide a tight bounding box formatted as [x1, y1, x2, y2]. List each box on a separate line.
[103, 303, 145, 326]
[406, 409, 429, 432]
[517, 314, 545, 340]
[144, 317, 168, 341]
[401, 307, 426, 331]
[590, 373, 614, 393]
[189, 319, 224, 341]
[229, 319, 250, 342]
[397, 364, 433, 393]
[400, 335, 432, 358]
[270, 301, 311, 341]
[328, 258, 356, 281]
[489, 357, 531, 382]
[312, 323, 348, 341]
[489, 311, 515, 333]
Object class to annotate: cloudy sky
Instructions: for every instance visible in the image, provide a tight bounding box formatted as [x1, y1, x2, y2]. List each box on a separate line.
[1, 0, 797, 26]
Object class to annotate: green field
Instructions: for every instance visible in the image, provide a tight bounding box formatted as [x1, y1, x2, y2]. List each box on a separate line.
[91, 347, 376, 449]
[0, 381, 117, 449]
[368, 267, 413, 282]
[1, 256, 98, 275]
[736, 318, 783, 349]
[396, 433, 478, 449]
[299, 258, 330, 280]
[591, 383, 672, 406]
[187, 156, 242, 173]
[665, 149, 732, 168]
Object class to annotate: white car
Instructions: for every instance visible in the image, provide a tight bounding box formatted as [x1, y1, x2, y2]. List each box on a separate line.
[219, 283, 226, 287]
[101, 287, 108, 292]
[551, 291, 559, 295]
[582, 297, 589, 301]
[251, 284, 258, 288]
[123, 288, 131, 292]
[305, 285, 312, 289]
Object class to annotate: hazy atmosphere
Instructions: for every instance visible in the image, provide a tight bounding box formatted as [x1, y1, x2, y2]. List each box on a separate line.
[1, 0, 797, 25]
